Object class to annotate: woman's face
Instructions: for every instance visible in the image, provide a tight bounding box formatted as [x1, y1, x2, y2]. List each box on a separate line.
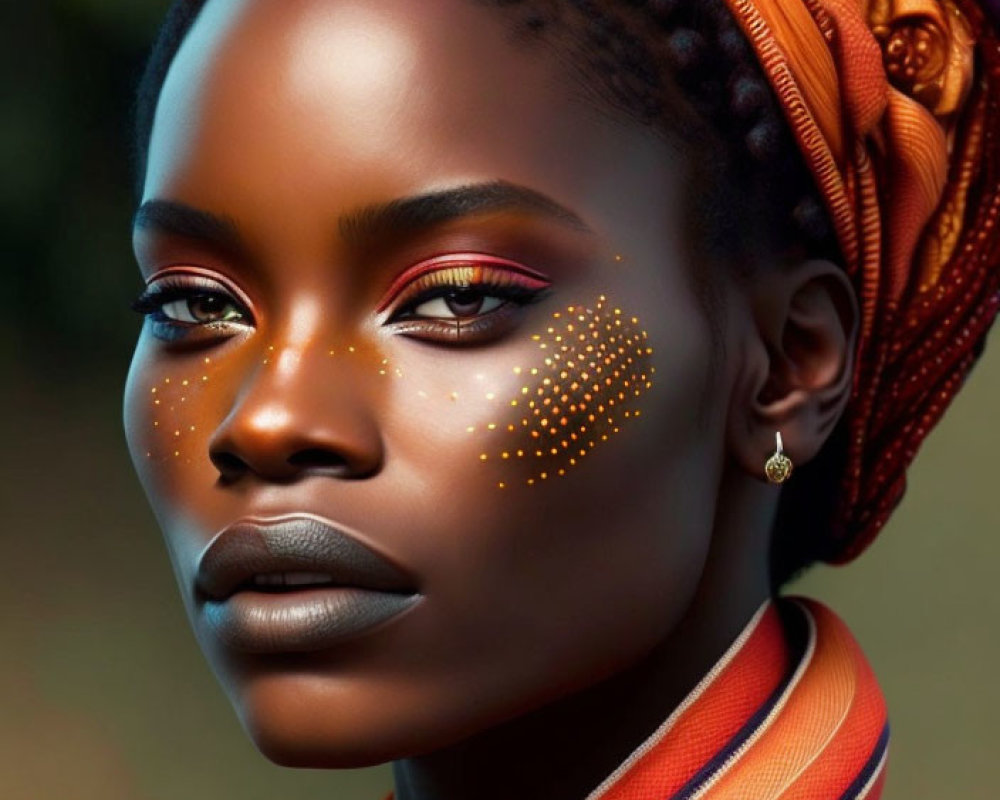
[125, 0, 731, 766]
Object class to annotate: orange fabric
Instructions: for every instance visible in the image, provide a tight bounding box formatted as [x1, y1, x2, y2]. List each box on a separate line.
[382, 598, 888, 800]
[722, 0, 1000, 560]
[695, 599, 887, 799]
[596, 602, 790, 799]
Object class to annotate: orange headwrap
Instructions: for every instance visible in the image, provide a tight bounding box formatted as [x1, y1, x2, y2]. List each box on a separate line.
[720, 0, 1000, 561]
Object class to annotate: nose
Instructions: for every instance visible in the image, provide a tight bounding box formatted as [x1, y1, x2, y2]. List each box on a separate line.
[208, 346, 384, 483]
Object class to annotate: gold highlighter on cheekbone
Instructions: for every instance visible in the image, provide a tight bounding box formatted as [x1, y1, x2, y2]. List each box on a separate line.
[480, 295, 655, 488]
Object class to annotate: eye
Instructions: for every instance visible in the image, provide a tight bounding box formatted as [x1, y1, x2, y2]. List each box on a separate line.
[411, 289, 506, 319]
[381, 255, 552, 345]
[159, 293, 247, 324]
[131, 273, 254, 342]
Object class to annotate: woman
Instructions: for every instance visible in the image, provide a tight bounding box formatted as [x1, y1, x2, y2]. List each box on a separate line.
[123, 0, 1000, 798]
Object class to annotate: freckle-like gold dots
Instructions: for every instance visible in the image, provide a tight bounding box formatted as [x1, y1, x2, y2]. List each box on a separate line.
[486, 392, 495, 400]
[479, 453, 488, 462]
[467, 426, 475, 433]
[150, 387, 157, 394]
[498, 482, 506, 489]
[450, 392, 458, 401]
[489, 294, 654, 488]
[348, 346, 356, 353]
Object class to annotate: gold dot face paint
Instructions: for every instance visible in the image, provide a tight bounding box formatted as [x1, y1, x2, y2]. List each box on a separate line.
[145, 361, 215, 464]
[474, 295, 655, 487]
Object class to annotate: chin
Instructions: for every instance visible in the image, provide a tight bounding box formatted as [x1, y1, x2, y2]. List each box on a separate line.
[227, 671, 460, 769]
[245, 725, 393, 770]
[236, 699, 406, 769]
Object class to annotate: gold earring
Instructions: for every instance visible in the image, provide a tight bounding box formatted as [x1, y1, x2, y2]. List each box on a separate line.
[765, 431, 793, 484]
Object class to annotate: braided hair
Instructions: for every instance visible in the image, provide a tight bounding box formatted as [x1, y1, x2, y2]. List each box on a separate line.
[133, 0, 847, 589]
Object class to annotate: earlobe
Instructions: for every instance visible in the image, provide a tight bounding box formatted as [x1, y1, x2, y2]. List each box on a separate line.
[730, 258, 859, 480]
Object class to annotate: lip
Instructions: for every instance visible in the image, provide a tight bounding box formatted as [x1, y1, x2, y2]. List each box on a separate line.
[195, 515, 420, 653]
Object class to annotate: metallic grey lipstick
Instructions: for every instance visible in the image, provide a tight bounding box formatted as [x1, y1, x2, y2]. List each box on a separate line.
[195, 515, 420, 653]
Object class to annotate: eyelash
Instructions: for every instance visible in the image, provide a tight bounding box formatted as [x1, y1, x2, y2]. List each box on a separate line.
[130, 275, 253, 343]
[131, 260, 551, 345]
[383, 262, 552, 345]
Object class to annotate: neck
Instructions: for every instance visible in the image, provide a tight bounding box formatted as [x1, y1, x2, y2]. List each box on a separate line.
[393, 470, 776, 800]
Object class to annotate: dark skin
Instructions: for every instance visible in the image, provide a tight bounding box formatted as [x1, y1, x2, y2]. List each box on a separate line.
[123, 1, 859, 798]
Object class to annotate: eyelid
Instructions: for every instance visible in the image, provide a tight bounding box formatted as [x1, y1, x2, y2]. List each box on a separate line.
[376, 253, 552, 314]
[144, 265, 255, 310]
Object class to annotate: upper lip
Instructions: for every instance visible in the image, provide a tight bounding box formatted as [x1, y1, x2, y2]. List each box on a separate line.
[195, 515, 417, 600]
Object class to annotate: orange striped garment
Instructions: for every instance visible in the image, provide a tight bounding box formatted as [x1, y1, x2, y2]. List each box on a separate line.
[383, 597, 888, 800]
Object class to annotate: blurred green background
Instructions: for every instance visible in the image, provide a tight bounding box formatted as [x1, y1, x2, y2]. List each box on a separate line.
[1, 2, 996, 798]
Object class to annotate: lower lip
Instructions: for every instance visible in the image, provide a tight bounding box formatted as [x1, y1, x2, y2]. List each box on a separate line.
[200, 587, 420, 653]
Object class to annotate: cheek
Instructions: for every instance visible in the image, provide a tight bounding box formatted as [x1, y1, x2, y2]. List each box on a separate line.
[123, 339, 221, 499]
[477, 294, 654, 487]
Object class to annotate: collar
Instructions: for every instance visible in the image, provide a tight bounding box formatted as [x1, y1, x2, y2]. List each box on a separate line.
[586, 596, 889, 800]
[383, 596, 889, 800]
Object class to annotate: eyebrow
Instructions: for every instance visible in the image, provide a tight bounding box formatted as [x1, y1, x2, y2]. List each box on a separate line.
[338, 180, 593, 244]
[132, 180, 593, 251]
[132, 201, 242, 252]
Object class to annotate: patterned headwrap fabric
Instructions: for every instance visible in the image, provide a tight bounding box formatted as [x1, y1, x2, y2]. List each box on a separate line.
[720, 0, 1000, 562]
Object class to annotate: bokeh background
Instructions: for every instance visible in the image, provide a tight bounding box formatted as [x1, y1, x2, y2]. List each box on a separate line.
[1, 2, 996, 798]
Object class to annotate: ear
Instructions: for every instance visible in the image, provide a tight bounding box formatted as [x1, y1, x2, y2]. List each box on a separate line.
[728, 259, 859, 480]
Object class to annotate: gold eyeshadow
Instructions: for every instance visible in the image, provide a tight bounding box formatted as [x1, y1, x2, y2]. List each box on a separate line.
[475, 295, 655, 487]
[376, 252, 551, 314]
[388, 263, 550, 311]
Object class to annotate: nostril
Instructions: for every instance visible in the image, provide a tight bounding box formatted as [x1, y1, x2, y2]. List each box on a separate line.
[210, 451, 249, 482]
[287, 448, 350, 473]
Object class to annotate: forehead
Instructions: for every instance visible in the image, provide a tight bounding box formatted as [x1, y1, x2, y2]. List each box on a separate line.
[144, 0, 683, 237]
